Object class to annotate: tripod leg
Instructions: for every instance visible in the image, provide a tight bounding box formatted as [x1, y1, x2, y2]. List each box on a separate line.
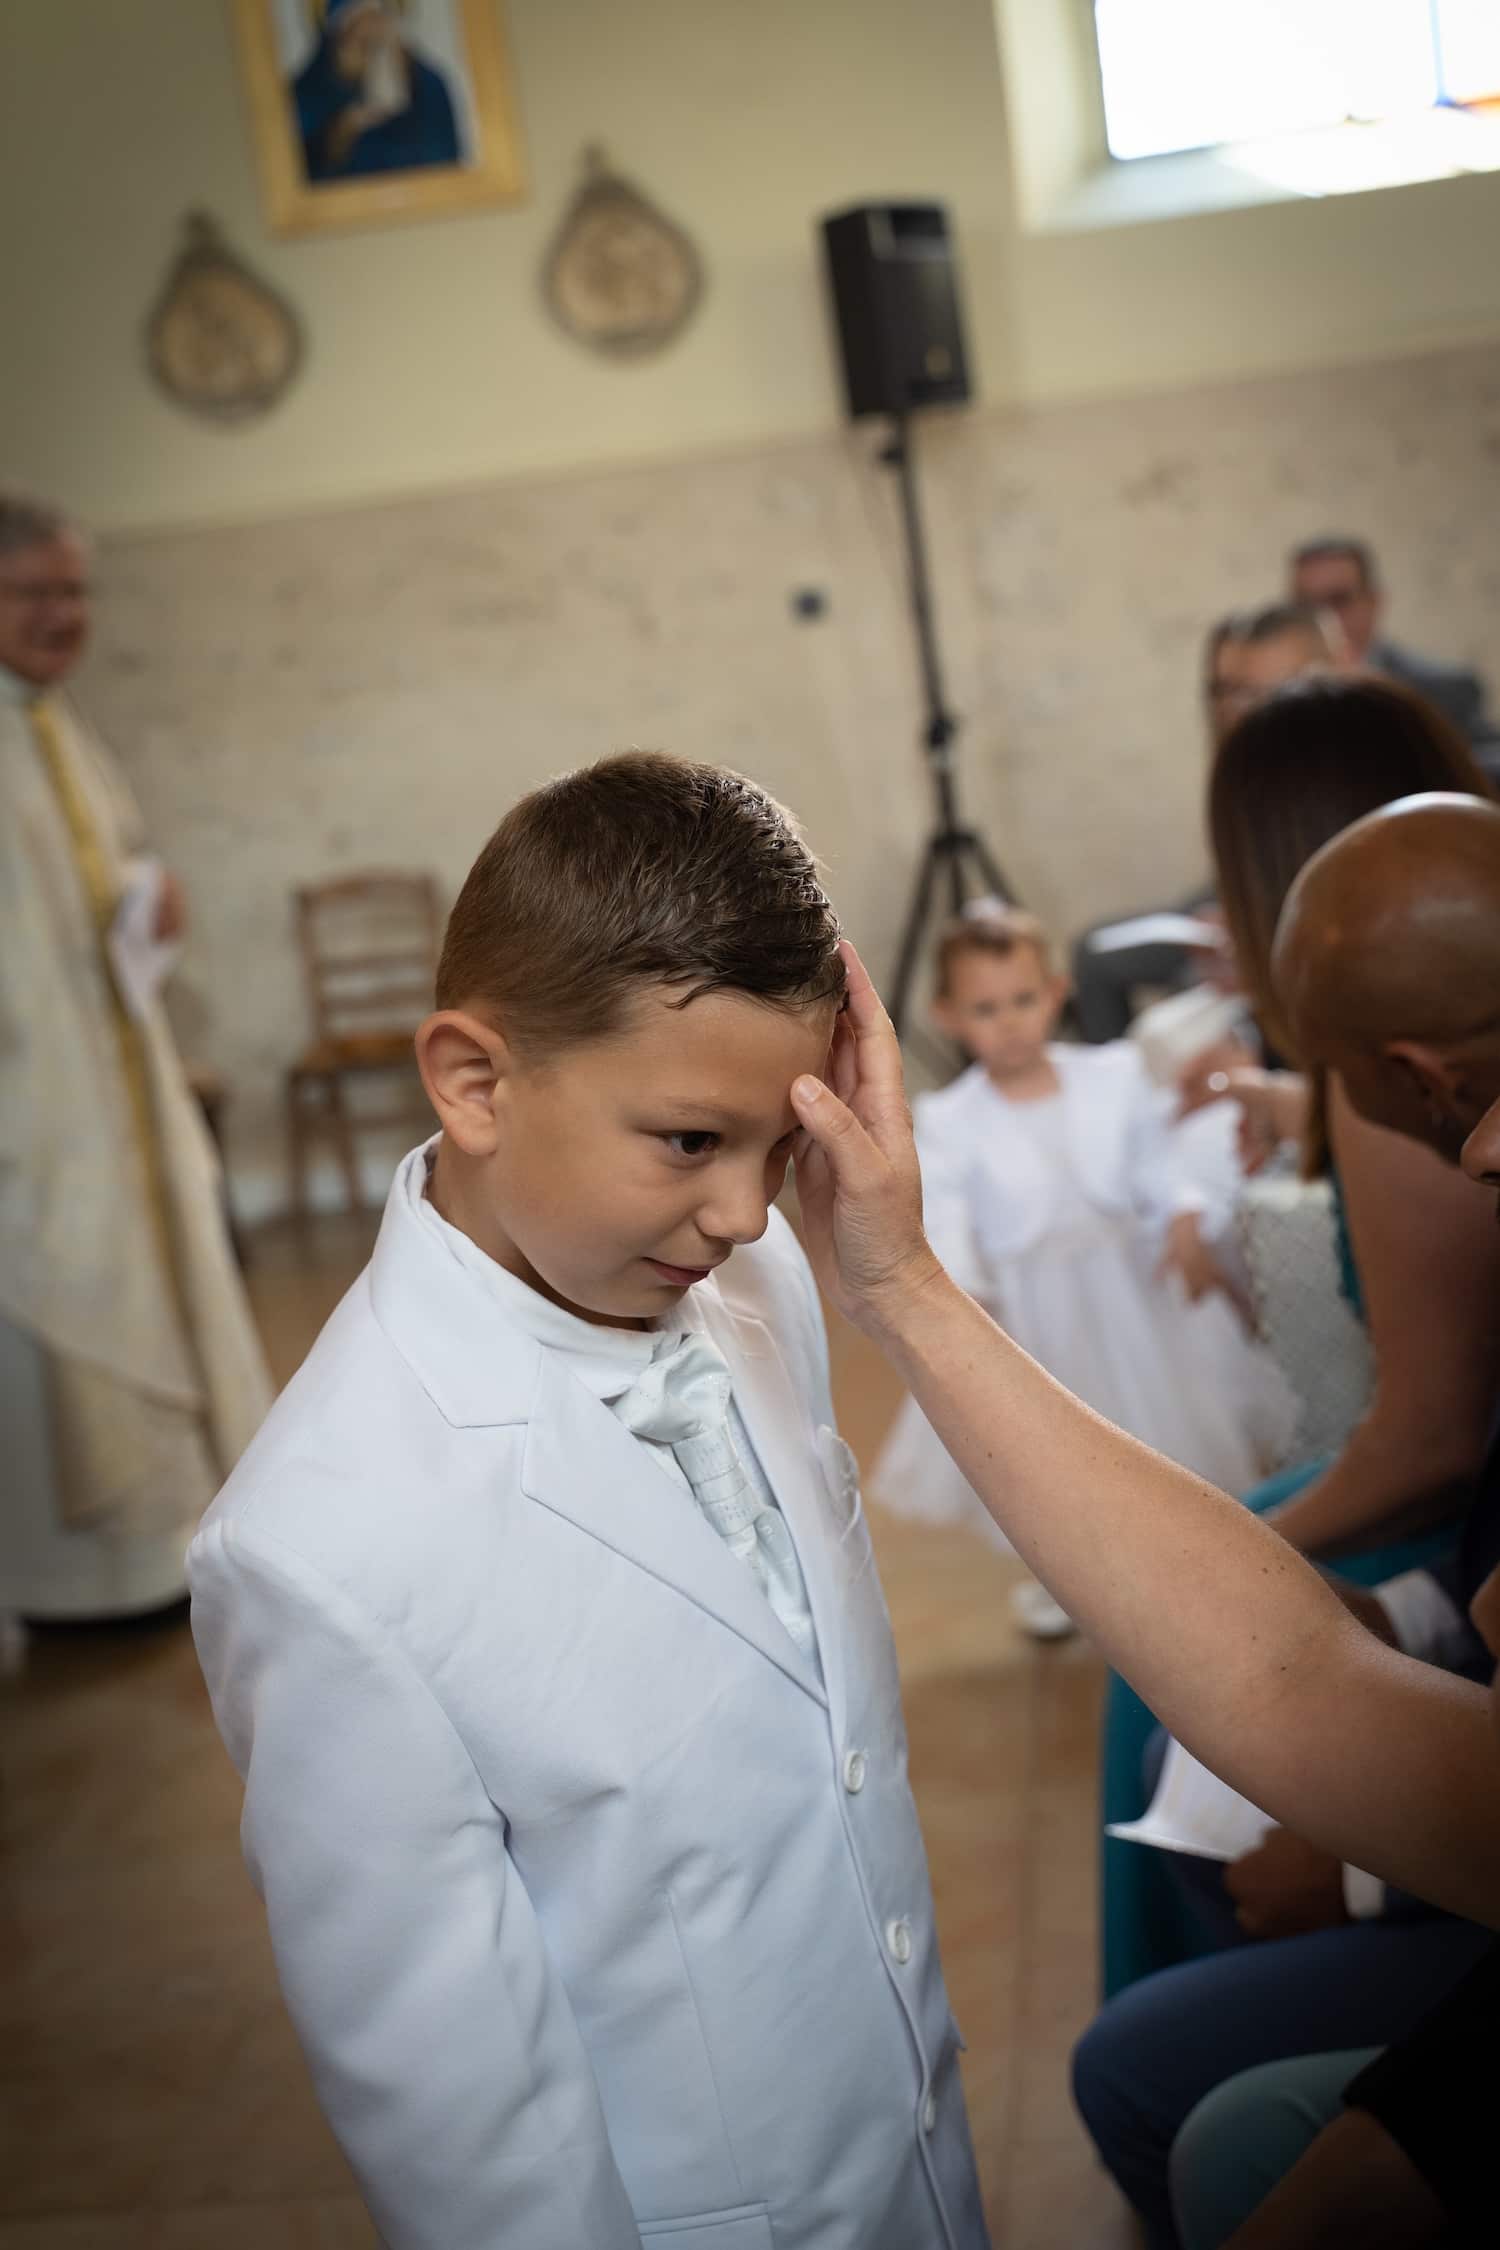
[944, 835, 968, 917]
[970, 834, 1019, 907]
[888, 837, 942, 1037]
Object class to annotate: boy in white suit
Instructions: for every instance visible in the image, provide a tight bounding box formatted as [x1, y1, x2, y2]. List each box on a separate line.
[189, 754, 988, 2250]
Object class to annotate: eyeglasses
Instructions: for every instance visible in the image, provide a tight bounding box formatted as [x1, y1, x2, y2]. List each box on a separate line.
[1308, 585, 1367, 613]
[0, 577, 90, 607]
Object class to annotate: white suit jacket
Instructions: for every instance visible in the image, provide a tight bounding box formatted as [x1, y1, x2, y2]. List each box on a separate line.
[189, 1167, 989, 2250]
[915, 1043, 1201, 1289]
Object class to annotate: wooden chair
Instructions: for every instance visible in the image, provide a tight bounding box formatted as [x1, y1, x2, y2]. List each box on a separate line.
[285, 871, 441, 1222]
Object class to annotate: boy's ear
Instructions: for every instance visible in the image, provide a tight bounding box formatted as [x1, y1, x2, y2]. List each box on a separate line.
[415, 1009, 511, 1155]
[931, 992, 960, 1042]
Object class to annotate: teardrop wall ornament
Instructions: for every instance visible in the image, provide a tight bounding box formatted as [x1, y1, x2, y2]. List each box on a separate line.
[146, 212, 304, 424]
[542, 146, 704, 359]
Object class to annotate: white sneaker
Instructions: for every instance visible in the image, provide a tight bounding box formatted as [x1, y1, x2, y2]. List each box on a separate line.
[1010, 1579, 1076, 1641]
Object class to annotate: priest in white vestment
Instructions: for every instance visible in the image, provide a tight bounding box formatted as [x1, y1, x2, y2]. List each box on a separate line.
[0, 495, 272, 1625]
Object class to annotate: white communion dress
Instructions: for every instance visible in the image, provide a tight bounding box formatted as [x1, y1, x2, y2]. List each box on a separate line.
[873, 1046, 1295, 1550]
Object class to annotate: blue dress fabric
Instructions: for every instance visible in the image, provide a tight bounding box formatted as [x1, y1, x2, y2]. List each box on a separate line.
[294, 34, 460, 182]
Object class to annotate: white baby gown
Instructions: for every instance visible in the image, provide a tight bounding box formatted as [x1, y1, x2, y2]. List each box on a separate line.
[873, 1046, 1295, 1550]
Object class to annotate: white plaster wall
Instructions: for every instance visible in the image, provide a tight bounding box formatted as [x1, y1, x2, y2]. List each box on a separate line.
[7, 0, 1500, 533]
[0, 0, 1018, 529]
[81, 338, 1500, 1217]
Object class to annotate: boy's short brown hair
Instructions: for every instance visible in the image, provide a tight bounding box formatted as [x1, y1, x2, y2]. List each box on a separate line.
[436, 751, 846, 1051]
[934, 901, 1054, 996]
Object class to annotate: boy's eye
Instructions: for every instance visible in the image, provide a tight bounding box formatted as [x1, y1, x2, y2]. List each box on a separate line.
[662, 1130, 720, 1160]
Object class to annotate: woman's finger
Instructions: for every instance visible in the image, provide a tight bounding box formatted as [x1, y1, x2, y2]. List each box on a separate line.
[836, 942, 915, 1148]
[790, 1072, 883, 1192]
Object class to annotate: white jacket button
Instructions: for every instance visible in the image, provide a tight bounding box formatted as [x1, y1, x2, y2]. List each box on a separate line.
[843, 1748, 867, 1794]
[921, 2092, 938, 2135]
[886, 1916, 913, 1965]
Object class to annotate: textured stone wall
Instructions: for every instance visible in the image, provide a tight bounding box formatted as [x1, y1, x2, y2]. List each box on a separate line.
[84, 340, 1500, 1215]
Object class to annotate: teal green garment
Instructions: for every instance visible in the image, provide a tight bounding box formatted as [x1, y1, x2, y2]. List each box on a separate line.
[1099, 1176, 1456, 1999]
[1170, 2050, 1376, 2250]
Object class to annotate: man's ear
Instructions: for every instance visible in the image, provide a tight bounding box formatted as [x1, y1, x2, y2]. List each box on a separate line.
[1384, 1038, 1461, 1114]
[415, 1009, 511, 1155]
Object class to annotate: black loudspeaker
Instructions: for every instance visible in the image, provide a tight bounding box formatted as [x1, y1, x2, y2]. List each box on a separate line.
[819, 202, 971, 421]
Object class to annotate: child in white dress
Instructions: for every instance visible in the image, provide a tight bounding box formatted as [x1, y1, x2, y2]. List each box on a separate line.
[873, 907, 1291, 1637]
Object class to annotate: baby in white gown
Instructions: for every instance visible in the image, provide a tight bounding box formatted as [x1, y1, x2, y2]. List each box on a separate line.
[873, 906, 1293, 1637]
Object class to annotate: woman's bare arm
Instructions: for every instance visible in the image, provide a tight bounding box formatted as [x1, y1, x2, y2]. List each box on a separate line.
[1267, 1075, 1500, 1556]
[791, 948, 1500, 1928]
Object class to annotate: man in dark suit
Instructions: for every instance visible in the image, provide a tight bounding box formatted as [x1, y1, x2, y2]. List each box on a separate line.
[1289, 535, 1495, 755]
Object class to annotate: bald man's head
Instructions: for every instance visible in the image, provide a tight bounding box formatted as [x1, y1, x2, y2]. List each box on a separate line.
[1274, 792, 1500, 1158]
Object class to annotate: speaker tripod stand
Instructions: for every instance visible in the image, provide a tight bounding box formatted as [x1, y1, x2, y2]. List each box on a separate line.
[880, 411, 1016, 1038]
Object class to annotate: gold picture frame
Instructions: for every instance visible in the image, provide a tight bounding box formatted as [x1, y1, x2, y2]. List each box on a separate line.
[232, 0, 525, 238]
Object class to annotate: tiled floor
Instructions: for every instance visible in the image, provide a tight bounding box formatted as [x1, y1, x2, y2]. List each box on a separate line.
[0, 1214, 1136, 2248]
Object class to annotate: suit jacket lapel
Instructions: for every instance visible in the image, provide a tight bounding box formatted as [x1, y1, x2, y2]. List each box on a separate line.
[694, 1287, 852, 1742]
[521, 1352, 828, 1710]
[375, 1178, 829, 1709]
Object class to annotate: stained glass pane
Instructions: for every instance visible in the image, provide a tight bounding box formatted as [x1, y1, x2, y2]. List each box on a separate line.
[1095, 0, 1439, 161]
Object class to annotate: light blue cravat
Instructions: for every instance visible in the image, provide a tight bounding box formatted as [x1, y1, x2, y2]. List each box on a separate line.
[614, 1330, 819, 1664]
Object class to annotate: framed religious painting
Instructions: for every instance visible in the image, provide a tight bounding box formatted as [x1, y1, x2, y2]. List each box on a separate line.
[232, 0, 525, 237]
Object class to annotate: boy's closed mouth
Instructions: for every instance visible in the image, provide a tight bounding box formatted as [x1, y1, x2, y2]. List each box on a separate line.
[644, 1257, 721, 1286]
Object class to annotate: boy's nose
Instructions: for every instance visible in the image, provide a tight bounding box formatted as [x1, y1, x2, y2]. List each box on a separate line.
[697, 1173, 771, 1248]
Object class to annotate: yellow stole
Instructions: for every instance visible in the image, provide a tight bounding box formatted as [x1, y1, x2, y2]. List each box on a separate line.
[29, 695, 177, 1281]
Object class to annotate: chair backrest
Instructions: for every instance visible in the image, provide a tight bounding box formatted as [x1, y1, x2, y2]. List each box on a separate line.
[294, 871, 442, 1048]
